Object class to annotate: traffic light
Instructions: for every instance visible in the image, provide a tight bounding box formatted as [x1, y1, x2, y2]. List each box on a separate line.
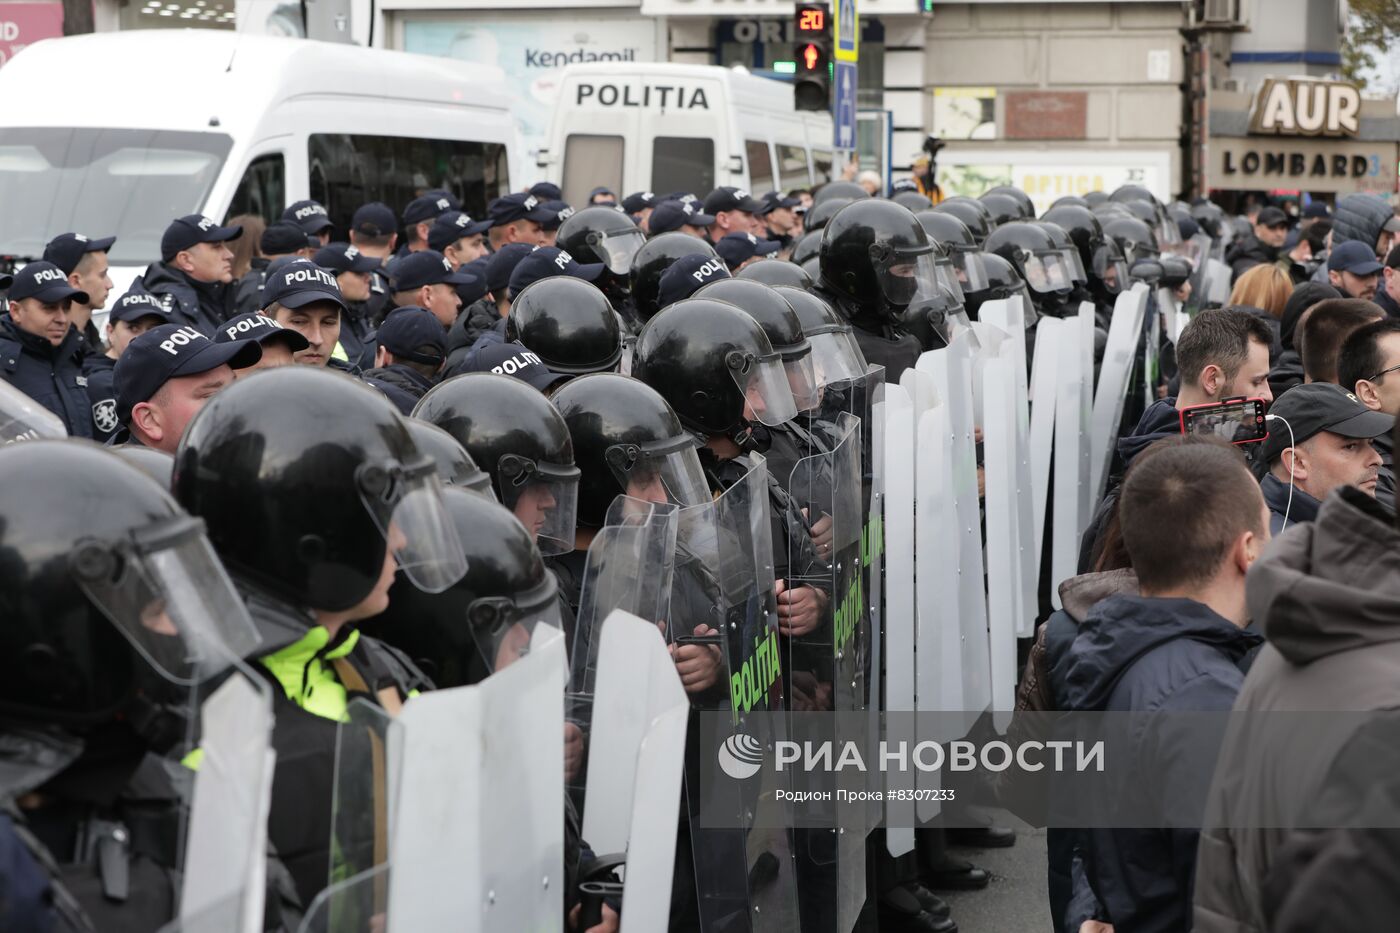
[793, 3, 830, 112]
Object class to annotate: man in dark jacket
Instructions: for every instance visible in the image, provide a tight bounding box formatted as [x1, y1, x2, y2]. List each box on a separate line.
[1376, 243, 1400, 319]
[1082, 307, 1275, 570]
[1256, 382, 1393, 535]
[0, 262, 94, 437]
[85, 291, 172, 442]
[1269, 282, 1341, 397]
[1331, 191, 1400, 260]
[1194, 474, 1400, 933]
[1226, 206, 1289, 282]
[232, 221, 316, 316]
[361, 306, 444, 414]
[1063, 441, 1269, 933]
[1339, 317, 1400, 510]
[139, 214, 243, 333]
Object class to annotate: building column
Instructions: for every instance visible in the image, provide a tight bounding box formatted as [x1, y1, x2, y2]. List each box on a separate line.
[883, 16, 927, 174]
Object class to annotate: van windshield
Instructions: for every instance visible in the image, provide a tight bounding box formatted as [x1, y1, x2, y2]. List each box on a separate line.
[0, 127, 231, 265]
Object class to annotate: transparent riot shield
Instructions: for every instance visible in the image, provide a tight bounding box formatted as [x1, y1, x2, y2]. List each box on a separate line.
[386, 626, 566, 932]
[1050, 305, 1094, 609]
[679, 454, 802, 933]
[979, 296, 1037, 638]
[568, 497, 678, 812]
[1090, 284, 1149, 501]
[581, 610, 688, 933]
[1205, 257, 1232, 308]
[782, 413, 866, 931]
[981, 345, 1026, 725]
[298, 700, 401, 933]
[177, 672, 276, 933]
[882, 380, 917, 855]
[0, 379, 66, 443]
[1028, 317, 1064, 573]
[1143, 291, 1162, 411]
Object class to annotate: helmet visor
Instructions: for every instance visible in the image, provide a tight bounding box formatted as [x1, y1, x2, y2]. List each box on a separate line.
[356, 459, 468, 594]
[935, 257, 965, 303]
[1061, 247, 1088, 284]
[1023, 251, 1075, 293]
[1156, 210, 1182, 246]
[71, 515, 262, 685]
[784, 349, 822, 413]
[607, 436, 710, 511]
[950, 248, 990, 293]
[499, 458, 581, 557]
[875, 249, 944, 309]
[467, 578, 564, 675]
[1092, 243, 1130, 296]
[599, 229, 647, 275]
[907, 284, 978, 349]
[0, 380, 67, 443]
[727, 348, 799, 427]
[809, 331, 867, 389]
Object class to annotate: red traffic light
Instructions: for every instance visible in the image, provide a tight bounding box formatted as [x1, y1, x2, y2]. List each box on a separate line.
[803, 43, 820, 71]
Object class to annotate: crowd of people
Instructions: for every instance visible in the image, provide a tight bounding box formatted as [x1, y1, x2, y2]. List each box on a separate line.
[1, 164, 1399, 933]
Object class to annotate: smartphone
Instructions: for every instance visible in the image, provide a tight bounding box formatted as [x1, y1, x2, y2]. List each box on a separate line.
[1179, 397, 1268, 445]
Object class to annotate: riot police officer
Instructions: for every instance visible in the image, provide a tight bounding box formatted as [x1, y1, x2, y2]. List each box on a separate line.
[984, 221, 1079, 319]
[628, 233, 722, 326]
[556, 206, 647, 314]
[1041, 203, 1132, 313]
[0, 440, 275, 931]
[813, 199, 966, 382]
[173, 366, 465, 906]
[404, 417, 496, 497]
[413, 372, 581, 557]
[931, 196, 994, 246]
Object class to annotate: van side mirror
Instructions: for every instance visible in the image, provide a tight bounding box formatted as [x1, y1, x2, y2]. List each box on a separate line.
[535, 149, 552, 169]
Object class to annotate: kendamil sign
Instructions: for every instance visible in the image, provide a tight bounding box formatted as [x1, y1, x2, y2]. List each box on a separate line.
[1208, 78, 1398, 194]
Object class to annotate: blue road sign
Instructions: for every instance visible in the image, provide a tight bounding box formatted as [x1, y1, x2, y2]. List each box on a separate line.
[834, 60, 858, 150]
[835, 0, 858, 62]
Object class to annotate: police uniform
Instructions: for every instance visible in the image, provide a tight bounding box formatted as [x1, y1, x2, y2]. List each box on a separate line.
[0, 262, 96, 438]
[139, 215, 245, 333]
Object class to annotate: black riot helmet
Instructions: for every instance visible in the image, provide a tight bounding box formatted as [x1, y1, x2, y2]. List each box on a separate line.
[916, 210, 992, 294]
[892, 190, 934, 212]
[553, 373, 709, 528]
[413, 372, 580, 555]
[819, 199, 960, 322]
[804, 197, 854, 233]
[1101, 214, 1161, 266]
[556, 206, 647, 277]
[791, 229, 824, 266]
[176, 367, 467, 618]
[772, 286, 868, 390]
[1191, 200, 1226, 240]
[933, 196, 995, 244]
[507, 277, 623, 374]
[962, 252, 1035, 325]
[361, 487, 559, 687]
[736, 260, 813, 289]
[629, 233, 721, 323]
[984, 185, 1036, 219]
[694, 278, 821, 412]
[1043, 203, 1130, 300]
[632, 297, 799, 441]
[0, 441, 261, 726]
[983, 221, 1077, 296]
[1160, 255, 1193, 289]
[1049, 195, 1090, 211]
[1083, 191, 1109, 207]
[111, 445, 174, 489]
[1109, 185, 1180, 246]
[1038, 221, 1089, 285]
[980, 191, 1028, 225]
[813, 180, 870, 204]
[403, 417, 496, 500]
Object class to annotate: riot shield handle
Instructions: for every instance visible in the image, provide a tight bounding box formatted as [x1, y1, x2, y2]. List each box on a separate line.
[673, 634, 724, 648]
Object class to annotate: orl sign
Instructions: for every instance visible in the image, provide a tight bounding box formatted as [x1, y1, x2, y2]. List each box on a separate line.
[1248, 78, 1361, 138]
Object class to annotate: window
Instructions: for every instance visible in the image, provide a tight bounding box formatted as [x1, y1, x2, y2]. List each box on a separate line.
[0, 127, 231, 265]
[652, 137, 714, 197]
[812, 150, 835, 185]
[563, 135, 624, 208]
[746, 139, 775, 194]
[776, 144, 810, 190]
[225, 153, 285, 227]
[307, 134, 509, 236]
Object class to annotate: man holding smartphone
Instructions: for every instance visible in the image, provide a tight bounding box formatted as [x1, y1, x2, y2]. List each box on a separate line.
[1257, 382, 1394, 535]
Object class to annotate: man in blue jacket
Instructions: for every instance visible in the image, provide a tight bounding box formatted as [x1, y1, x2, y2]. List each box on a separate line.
[0, 261, 93, 437]
[1063, 440, 1270, 933]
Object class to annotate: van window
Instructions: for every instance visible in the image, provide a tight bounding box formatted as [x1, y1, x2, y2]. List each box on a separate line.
[225, 153, 285, 227]
[746, 140, 774, 195]
[776, 144, 810, 189]
[652, 137, 714, 197]
[0, 127, 231, 265]
[564, 135, 624, 208]
[812, 150, 835, 185]
[308, 134, 509, 235]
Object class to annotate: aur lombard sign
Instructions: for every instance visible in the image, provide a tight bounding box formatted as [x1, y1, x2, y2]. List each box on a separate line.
[1247, 78, 1361, 138]
[1207, 78, 1397, 194]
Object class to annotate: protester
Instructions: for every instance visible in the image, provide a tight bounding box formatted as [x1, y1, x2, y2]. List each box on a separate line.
[1298, 298, 1385, 385]
[1339, 317, 1400, 509]
[1327, 240, 1384, 300]
[1228, 262, 1293, 322]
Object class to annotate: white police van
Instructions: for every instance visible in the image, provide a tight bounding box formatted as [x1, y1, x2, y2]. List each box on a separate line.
[0, 30, 518, 311]
[538, 63, 835, 205]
